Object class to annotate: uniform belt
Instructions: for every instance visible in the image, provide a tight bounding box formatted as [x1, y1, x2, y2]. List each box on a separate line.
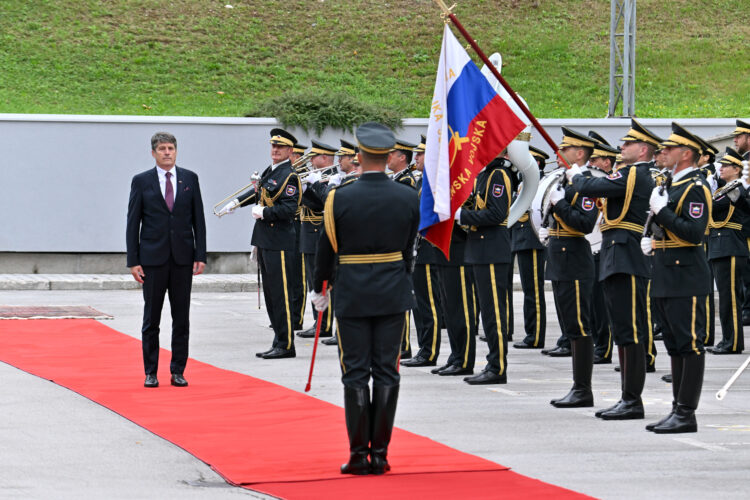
[549, 228, 585, 238]
[301, 214, 323, 223]
[652, 239, 701, 249]
[600, 221, 644, 233]
[339, 252, 403, 264]
[721, 222, 743, 231]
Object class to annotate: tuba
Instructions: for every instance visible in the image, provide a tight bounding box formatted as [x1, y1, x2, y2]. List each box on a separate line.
[480, 53, 539, 228]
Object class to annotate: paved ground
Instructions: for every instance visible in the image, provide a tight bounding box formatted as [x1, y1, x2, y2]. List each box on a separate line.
[1, 286, 749, 499]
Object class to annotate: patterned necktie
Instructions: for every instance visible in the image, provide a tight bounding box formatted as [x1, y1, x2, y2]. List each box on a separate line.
[165, 171, 174, 211]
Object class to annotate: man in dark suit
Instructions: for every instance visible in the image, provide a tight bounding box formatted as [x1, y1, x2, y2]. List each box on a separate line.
[313, 122, 419, 476]
[126, 132, 207, 388]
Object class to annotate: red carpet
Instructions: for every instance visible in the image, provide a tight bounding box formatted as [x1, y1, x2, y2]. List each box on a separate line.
[0, 319, 591, 499]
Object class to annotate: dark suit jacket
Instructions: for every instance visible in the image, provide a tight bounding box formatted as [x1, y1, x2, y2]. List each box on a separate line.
[126, 166, 207, 267]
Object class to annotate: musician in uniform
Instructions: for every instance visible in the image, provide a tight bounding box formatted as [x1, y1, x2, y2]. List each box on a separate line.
[454, 155, 515, 385]
[512, 145, 548, 350]
[297, 140, 339, 340]
[730, 120, 750, 325]
[311, 122, 419, 475]
[706, 147, 749, 355]
[231, 128, 302, 359]
[641, 123, 712, 433]
[568, 119, 658, 418]
[586, 134, 618, 364]
[538, 128, 598, 408]
[402, 136, 445, 368]
[291, 142, 308, 331]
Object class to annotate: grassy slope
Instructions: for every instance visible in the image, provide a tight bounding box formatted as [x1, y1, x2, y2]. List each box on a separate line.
[0, 0, 747, 118]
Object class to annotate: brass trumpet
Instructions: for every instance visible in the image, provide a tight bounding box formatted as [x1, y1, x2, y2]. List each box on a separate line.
[298, 164, 340, 182]
[213, 171, 261, 217]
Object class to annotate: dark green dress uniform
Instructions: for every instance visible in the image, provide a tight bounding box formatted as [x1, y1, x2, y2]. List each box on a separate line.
[708, 149, 749, 354]
[402, 176, 445, 367]
[314, 122, 419, 475]
[432, 221, 477, 375]
[647, 123, 712, 434]
[237, 155, 302, 358]
[458, 158, 514, 384]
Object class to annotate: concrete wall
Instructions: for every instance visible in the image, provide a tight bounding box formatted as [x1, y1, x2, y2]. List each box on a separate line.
[0, 114, 743, 271]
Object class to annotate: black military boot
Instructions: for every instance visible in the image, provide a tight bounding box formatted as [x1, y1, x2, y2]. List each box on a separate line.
[654, 354, 704, 434]
[596, 346, 626, 417]
[551, 337, 594, 408]
[340, 386, 371, 475]
[370, 384, 399, 475]
[646, 355, 682, 431]
[600, 343, 645, 420]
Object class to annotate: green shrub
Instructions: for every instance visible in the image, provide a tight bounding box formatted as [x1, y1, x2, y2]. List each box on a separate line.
[246, 91, 403, 134]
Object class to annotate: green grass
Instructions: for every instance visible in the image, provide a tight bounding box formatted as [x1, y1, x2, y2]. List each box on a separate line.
[0, 0, 748, 119]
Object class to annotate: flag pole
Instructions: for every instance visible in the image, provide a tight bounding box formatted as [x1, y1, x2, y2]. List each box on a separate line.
[433, 0, 570, 169]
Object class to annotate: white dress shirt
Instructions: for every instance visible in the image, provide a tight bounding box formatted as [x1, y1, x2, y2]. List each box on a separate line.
[156, 166, 177, 201]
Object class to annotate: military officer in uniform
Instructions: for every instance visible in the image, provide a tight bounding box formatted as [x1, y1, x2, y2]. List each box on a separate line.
[402, 136, 445, 367]
[641, 123, 712, 433]
[538, 128, 599, 408]
[225, 128, 302, 359]
[512, 145, 548, 349]
[290, 142, 308, 331]
[730, 120, 750, 325]
[454, 155, 515, 385]
[568, 119, 658, 418]
[297, 140, 339, 339]
[707, 147, 749, 355]
[312, 122, 419, 475]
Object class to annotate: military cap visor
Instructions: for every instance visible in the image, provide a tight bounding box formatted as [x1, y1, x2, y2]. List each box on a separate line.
[335, 139, 357, 156]
[558, 127, 596, 149]
[591, 142, 620, 159]
[732, 119, 750, 136]
[659, 122, 702, 152]
[695, 136, 719, 156]
[293, 143, 308, 154]
[391, 139, 418, 153]
[356, 122, 396, 154]
[588, 131, 611, 146]
[620, 118, 661, 147]
[720, 147, 744, 167]
[309, 139, 338, 156]
[414, 134, 427, 153]
[269, 128, 297, 147]
[529, 145, 549, 160]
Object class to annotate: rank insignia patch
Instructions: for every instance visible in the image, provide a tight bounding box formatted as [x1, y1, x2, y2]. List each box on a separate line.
[607, 170, 622, 180]
[286, 185, 297, 196]
[492, 184, 504, 198]
[582, 198, 595, 211]
[689, 202, 704, 218]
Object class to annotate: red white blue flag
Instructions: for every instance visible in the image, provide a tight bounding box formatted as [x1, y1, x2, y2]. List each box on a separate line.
[420, 25, 530, 258]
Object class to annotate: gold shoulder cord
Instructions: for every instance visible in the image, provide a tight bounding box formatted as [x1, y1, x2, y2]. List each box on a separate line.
[552, 192, 584, 237]
[472, 169, 511, 230]
[602, 165, 637, 227]
[260, 172, 296, 208]
[662, 182, 712, 246]
[323, 188, 338, 253]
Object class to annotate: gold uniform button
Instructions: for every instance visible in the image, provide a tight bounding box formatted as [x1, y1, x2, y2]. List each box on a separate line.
[270, 223, 274, 227]
[562, 247, 566, 251]
[675, 260, 680, 264]
[480, 235, 485, 239]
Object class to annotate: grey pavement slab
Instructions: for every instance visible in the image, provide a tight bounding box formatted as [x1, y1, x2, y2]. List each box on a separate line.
[0, 288, 748, 499]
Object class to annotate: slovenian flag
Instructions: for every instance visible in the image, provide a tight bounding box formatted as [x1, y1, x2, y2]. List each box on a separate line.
[420, 24, 530, 258]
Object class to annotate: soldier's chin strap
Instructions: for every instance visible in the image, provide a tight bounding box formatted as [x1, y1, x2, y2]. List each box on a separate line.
[305, 280, 329, 393]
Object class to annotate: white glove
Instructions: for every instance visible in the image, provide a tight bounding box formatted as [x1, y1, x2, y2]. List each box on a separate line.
[640, 237, 653, 256]
[565, 164, 582, 182]
[537, 227, 549, 244]
[218, 199, 239, 216]
[707, 173, 718, 193]
[310, 289, 329, 311]
[252, 205, 265, 219]
[328, 173, 342, 186]
[742, 162, 750, 189]
[454, 208, 462, 222]
[728, 187, 741, 203]
[649, 187, 668, 215]
[549, 186, 565, 205]
[306, 170, 322, 185]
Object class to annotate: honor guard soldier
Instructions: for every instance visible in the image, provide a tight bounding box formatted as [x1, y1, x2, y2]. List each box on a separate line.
[706, 147, 749, 355]
[290, 142, 309, 331]
[402, 136, 445, 368]
[454, 155, 515, 385]
[388, 138, 418, 358]
[569, 119, 658, 418]
[229, 128, 302, 359]
[586, 134, 619, 363]
[311, 122, 419, 475]
[730, 120, 750, 325]
[297, 140, 338, 340]
[538, 128, 598, 408]
[641, 123, 712, 433]
[512, 145, 548, 350]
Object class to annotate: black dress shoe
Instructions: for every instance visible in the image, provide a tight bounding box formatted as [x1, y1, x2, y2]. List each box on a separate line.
[513, 341, 541, 349]
[464, 370, 506, 385]
[653, 332, 663, 341]
[652, 407, 697, 434]
[322, 336, 338, 346]
[478, 335, 488, 342]
[614, 365, 621, 372]
[599, 400, 644, 420]
[268, 324, 273, 328]
[171, 374, 188, 387]
[439, 365, 473, 376]
[400, 355, 436, 367]
[547, 346, 572, 357]
[262, 347, 296, 359]
[646, 404, 676, 432]
[743, 313, 750, 326]
[296, 326, 317, 338]
[400, 349, 412, 360]
[646, 363, 656, 373]
[256, 348, 274, 358]
[593, 355, 612, 364]
[711, 346, 741, 355]
[144, 374, 158, 388]
[431, 363, 451, 374]
[661, 374, 672, 383]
